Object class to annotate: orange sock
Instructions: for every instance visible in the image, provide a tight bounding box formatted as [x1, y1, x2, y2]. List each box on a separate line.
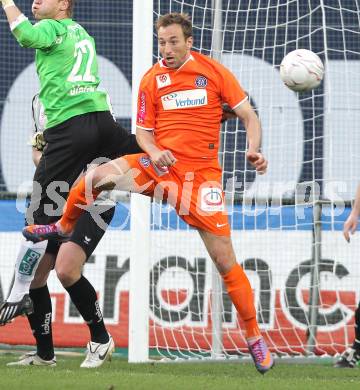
[59, 177, 101, 233]
[222, 263, 261, 339]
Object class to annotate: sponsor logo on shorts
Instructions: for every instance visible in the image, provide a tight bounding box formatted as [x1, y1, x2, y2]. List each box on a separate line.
[200, 187, 224, 212]
[137, 91, 146, 124]
[139, 156, 151, 168]
[195, 75, 208, 88]
[156, 73, 171, 89]
[161, 89, 207, 110]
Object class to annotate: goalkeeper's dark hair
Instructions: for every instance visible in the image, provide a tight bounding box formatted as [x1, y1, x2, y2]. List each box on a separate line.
[156, 13, 193, 40]
[66, 0, 75, 17]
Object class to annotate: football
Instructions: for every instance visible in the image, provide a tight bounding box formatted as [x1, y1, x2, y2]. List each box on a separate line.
[280, 49, 324, 92]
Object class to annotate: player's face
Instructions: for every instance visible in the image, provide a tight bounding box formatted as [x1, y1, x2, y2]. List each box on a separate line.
[32, 0, 68, 20]
[158, 24, 193, 69]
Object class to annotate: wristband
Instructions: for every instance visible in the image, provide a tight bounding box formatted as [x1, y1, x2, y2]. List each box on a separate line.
[2, 0, 15, 10]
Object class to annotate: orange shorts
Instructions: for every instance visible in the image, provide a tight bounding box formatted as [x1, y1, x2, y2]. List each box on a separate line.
[123, 153, 230, 236]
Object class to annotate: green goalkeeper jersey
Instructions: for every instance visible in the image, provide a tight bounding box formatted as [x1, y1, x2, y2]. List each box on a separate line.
[12, 17, 109, 129]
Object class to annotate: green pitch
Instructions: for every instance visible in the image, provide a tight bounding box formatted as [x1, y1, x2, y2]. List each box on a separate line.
[0, 354, 358, 390]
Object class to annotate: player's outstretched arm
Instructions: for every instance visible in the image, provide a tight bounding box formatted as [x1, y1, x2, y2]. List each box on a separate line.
[1, 0, 22, 24]
[136, 127, 177, 167]
[344, 184, 360, 242]
[1, 0, 59, 49]
[234, 100, 268, 174]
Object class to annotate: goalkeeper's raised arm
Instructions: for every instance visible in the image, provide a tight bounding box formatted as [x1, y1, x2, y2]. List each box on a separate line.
[0, 0, 21, 23]
[1, 0, 71, 49]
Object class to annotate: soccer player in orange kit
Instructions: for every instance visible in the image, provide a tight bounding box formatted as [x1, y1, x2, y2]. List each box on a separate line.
[24, 12, 274, 374]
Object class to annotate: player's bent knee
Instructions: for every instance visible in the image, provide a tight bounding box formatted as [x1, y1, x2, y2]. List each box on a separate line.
[97, 157, 131, 180]
[56, 266, 81, 287]
[55, 256, 82, 286]
[211, 244, 237, 273]
[55, 260, 82, 287]
[93, 157, 132, 191]
[213, 254, 236, 274]
[199, 231, 236, 273]
[55, 243, 85, 287]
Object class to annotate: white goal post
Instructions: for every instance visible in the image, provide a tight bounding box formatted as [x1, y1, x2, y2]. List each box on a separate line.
[128, 0, 153, 363]
[129, 0, 360, 362]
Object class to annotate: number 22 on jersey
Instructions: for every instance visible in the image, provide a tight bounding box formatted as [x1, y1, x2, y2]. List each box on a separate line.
[67, 39, 96, 83]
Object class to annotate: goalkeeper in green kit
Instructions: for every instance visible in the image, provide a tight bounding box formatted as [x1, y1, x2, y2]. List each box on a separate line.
[0, 0, 141, 365]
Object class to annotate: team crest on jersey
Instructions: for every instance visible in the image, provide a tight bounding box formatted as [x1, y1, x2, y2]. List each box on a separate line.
[195, 75, 208, 88]
[156, 73, 171, 89]
[139, 156, 151, 168]
[200, 187, 224, 212]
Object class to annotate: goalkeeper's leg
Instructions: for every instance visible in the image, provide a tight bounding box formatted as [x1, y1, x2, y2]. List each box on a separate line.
[7, 253, 57, 366]
[0, 240, 47, 325]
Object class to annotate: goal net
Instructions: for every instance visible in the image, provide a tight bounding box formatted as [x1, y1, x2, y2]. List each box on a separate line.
[132, 0, 360, 360]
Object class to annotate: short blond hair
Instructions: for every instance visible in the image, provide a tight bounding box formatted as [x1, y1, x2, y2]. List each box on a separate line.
[156, 13, 193, 40]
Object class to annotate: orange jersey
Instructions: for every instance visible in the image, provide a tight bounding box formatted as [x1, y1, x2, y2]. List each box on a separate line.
[136, 51, 248, 162]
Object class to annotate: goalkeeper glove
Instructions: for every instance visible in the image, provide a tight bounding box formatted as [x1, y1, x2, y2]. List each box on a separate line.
[30, 131, 46, 152]
[1, 0, 15, 9]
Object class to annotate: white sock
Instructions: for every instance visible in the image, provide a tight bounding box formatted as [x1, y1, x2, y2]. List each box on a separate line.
[7, 240, 47, 302]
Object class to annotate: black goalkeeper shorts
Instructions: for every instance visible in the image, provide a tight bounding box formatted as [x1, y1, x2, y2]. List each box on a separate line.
[26, 110, 140, 227]
[46, 199, 115, 260]
[25, 110, 141, 257]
